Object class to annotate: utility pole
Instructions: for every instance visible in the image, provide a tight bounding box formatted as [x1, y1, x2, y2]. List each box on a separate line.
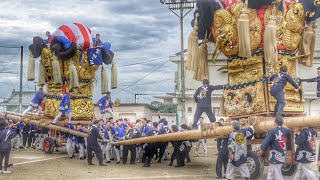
[160, 0, 194, 124]
[19, 46, 23, 113]
[34, 81, 37, 92]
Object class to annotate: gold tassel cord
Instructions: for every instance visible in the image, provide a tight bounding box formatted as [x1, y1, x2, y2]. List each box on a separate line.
[27, 51, 35, 81]
[38, 62, 46, 86]
[111, 62, 118, 89]
[101, 68, 108, 94]
[186, 13, 199, 71]
[237, 2, 251, 58]
[69, 61, 80, 89]
[299, 24, 316, 67]
[194, 39, 208, 81]
[52, 55, 62, 87]
[264, 6, 278, 63]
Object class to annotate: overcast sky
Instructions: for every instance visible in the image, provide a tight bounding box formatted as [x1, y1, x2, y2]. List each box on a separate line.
[0, 0, 195, 103]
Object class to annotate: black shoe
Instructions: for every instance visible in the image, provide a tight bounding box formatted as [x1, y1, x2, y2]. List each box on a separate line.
[157, 160, 161, 163]
[99, 163, 107, 166]
[175, 165, 183, 167]
[116, 162, 120, 164]
[55, 149, 60, 152]
[79, 158, 84, 160]
[8, 164, 13, 167]
[106, 161, 111, 163]
[164, 158, 168, 161]
[72, 155, 75, 158]
[69, 156, 73, 159]
[168, 163, 172, 166]
[88, 163, 94, 165]
[110, 158, 114, 161]
[84, 156, 86, 159]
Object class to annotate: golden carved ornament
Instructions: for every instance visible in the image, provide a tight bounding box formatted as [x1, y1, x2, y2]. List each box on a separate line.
[283, 3, 305, 50]
[216, 24, 239, 56]
[223, 82, 266, 116]
[264, 6, 285, 45]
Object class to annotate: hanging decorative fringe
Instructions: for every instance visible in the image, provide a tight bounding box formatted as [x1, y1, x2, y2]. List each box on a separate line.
[52, 55, 62, 86]
[27, 51, 35, 81]
[299, 24, 316, 67]
[211, 46, 220, 64]
[186, 13, 199, 71]
[111, 62, 118, 89]
[264, 7, 278, 63]
[38, 62, 46, 86]
[69, 61, 80, 89]
[101, 68, 108, 94]
[194, 40, 208, 81]
[237, 2, 251, 58]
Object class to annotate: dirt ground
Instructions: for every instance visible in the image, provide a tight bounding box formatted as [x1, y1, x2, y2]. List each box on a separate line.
[2, 140, 319, 180]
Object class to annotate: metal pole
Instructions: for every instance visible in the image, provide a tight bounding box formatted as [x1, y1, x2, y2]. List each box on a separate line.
[19, 46, 23, 113]
[180, 6, 186, 124]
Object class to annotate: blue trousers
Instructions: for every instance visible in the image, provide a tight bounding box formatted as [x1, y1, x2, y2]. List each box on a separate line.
[271, 91, 285, 116]
[193, 107, 216, 128]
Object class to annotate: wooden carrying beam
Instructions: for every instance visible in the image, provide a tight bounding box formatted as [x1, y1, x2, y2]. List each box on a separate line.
[0, 112, 88, 138]
[116, 116, 320, 145]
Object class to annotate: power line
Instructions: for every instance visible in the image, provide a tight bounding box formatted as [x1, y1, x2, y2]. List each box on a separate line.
[117, 56, 168, 67]
[119, 79, 173, 86]
[0, 48, 20, 73]
[113, 60, 169, 96]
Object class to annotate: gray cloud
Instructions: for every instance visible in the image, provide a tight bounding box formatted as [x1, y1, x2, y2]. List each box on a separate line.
[0, 0, 194, 103]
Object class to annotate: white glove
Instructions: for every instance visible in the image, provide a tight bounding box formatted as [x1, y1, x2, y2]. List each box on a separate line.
[65, 105, 68, 109]
[99, 104, 102, 106]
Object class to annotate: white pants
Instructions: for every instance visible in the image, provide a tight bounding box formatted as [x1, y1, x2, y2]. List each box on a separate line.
[39, 134, 48, 150]
[52, 112, 72, 124]
[33, 134, 41, 147]
[106, 143, 120, 162]
[267, 164, 283, 180]
[99, 108, 114, 120]
[293, 162, 317, 180]
[226, 160, 250, 179]
[66, 138, 76, 157]
[195, 139, 207, 155]
[11, 135, 22, 148]
[78, 143, 86, 158]
[22, 106, 37, 116]
[100, 142, 106, 158]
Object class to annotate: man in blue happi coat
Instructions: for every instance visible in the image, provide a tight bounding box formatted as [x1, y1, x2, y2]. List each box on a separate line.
[52, 89, 74, 124]
[226, 120, 255, 180]
[22, 87, 45, 116]
[293, 127, 317, 180]
[98, 92, 114, 120]
[192, 79, 224, 128]
[257, 116, 291, 180]
[269, 66, 300, 117]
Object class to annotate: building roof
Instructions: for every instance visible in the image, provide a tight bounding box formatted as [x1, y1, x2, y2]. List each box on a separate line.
[0, 89, 36, 106]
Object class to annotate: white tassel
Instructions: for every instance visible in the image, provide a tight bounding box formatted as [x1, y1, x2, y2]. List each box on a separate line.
[111, 62, 118, 89]
[38, 62, 46, 86]
[238, 5, 251, 58]
[101, 68, 108, 94]
[27, 51, 35, 81]
[69, 61, 80, 89]
[52, 56, 62, 86]
[264, 18, 278, 63]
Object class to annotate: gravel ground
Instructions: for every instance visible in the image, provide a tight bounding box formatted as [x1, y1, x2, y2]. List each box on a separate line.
[1, 140, 319, 180]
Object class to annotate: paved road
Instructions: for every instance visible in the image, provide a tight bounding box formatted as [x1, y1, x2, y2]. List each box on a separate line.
[1, 142, 319, 180]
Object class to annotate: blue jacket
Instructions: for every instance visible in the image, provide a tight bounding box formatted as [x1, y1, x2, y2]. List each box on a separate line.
[120, 123, 128, 131]
[115, 127, 125, 139]
[97, 96, 113, 111]
[270, 72, 299, 94]
[0, 127, 17, 152]
[64, 124, 75, 141]
[295, 127, 316, 163]
[56, 36, 73, 50]
[260, 126, 291, 164]
[228, 127, 254, 167]
[193, 84, 224, 108]
[300, 76, 320, 97]
[17, 122, 25, 133]
[104, 126, 117, 140]
[140, 124, 152, 136]
[159, 126, 171, 134]
[75, 129, 85, 144]
[59, 93, 71, 113]
[30, 91, 44, 108]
